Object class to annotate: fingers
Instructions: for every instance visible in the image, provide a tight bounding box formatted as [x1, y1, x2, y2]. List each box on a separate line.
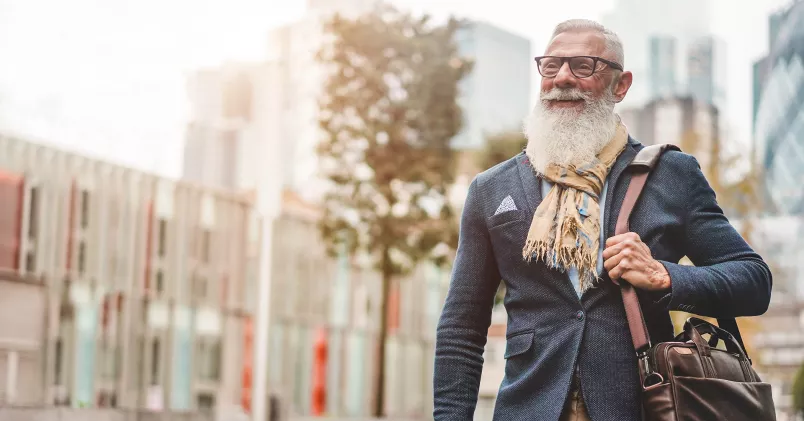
[604, 232, 641, 248]
[608, 261, 627, 281]
[602, 232, 642, 260]
[603, 244, 631, 272]
[603, 232, 648, 282]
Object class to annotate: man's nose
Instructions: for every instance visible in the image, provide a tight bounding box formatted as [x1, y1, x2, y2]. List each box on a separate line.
[553, 62, 578, 89]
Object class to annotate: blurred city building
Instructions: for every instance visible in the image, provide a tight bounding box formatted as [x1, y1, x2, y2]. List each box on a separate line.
[0, 133, 259, 417]
[261, 0, 380, 204]
[264, 190, 449, 418]
[602, 0, 727, 111]
[451, 22, 531, 150]
[256, 2, 532, 203]
[182, 3, 529, 418]
[183, 63, 272, 192]
[734, 215, 804, 421]
[750, 2, 804, 419]
[620, 95, 720, 176]
[752, 0, 804, 216]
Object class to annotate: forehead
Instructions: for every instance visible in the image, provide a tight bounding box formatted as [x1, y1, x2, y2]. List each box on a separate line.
[544, 31, 607, 58]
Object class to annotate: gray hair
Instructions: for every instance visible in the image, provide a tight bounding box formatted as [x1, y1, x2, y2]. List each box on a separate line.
[550, 19, 625, 68]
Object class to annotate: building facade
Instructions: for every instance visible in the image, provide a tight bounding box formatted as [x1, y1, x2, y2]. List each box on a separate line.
[752, 0, 804, 216]
[749, 5, 804, 417]
[620, 95, 720, 178]
[451, 22, 532, 150]
[264, 190, 450, 419]
[0, 133, 259, 417]
[262, 7, 532, 202]
[601, 0, 726, 110]
[733, 215, 804, 421]
[183, 62, 280, 194]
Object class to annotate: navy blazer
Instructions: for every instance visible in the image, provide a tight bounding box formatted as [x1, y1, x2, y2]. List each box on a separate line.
[433, 138, 772, 421]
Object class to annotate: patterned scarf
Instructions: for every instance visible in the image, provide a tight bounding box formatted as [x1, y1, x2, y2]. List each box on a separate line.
[522, 122, 628, 292]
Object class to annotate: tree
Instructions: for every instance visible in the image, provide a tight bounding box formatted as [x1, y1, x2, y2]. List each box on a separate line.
[316, 5, 472, 417]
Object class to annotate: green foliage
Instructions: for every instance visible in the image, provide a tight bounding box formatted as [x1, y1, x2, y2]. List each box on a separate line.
[793, 362, 804, 415]
[316, 4, 471, 416]
[477, 131, 527, 172]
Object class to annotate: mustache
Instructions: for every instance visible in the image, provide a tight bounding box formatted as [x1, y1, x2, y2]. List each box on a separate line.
[540, 88, 593, 103]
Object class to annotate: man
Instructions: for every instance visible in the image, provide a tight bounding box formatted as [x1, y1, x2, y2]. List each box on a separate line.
[433, 19, 772, 421]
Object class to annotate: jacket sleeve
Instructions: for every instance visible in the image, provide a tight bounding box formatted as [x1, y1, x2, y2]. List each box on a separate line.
[433, 177, 501, 421]
[657, 154, 772, 317]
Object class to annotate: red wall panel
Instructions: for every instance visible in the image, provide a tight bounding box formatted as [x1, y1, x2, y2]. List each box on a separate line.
[0, 170, 25, 270]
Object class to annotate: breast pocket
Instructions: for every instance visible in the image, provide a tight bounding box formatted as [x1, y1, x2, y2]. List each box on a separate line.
[487, 209, 527, 229]
[487, 210, 529, 268]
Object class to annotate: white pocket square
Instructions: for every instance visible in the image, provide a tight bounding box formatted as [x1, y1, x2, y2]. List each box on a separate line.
[494, 195, 518, 215]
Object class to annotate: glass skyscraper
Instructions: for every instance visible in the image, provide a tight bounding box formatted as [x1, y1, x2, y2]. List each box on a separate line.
[753, 0, 804, 215]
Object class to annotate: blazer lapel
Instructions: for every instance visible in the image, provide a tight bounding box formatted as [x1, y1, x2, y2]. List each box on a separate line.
[603, 138, 641, 239]
[516, 152, 543, 215]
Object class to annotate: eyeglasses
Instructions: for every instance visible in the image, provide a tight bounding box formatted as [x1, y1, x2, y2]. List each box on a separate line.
[534, 56, 623, 79]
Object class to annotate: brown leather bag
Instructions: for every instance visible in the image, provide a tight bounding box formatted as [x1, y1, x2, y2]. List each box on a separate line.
[616, 144, 777, 421]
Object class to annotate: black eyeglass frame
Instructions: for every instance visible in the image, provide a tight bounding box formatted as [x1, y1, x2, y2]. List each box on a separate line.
[534, 55, 624, 79]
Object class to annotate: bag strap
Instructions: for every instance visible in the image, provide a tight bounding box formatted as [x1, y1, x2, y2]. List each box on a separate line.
[615, 144, 749, 359]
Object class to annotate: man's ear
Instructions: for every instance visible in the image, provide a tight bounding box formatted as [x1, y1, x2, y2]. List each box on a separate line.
[611, 71, 633, 103]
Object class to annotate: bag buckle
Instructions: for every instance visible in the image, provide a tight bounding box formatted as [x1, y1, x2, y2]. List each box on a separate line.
[638, 351, 664, 387]
[638, 352, 651, 375]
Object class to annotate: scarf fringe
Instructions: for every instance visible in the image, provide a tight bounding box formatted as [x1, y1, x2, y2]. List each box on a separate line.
[521, 123, 628, 293]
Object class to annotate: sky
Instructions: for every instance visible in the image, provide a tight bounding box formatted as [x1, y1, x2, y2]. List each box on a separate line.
[0, 0, 791, 178]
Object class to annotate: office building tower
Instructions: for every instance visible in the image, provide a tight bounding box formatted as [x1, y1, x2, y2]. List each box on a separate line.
[648, 36, 678, 99]
[687, 35, 727, 107]
[621, 95, 720, 177]
[752, 0, 804, 216]
[183, 62, 279, 193]
[601, 0, 725, 109]
[451, 22, 532, 150]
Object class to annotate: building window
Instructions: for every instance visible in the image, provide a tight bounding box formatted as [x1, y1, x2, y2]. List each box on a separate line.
[54, 338, 63, 385]
[197, 393, 215, 410]
[157, 219, 167, 257]
[193, 276, 207, 300]
[78, 242, 86, 275]
[80, 190, 90, 229]
[196, 340, 221, 382]
[25, 250, 35, 273]
[28, 186, 38, 239]
[101, 345, 120, 380]
[201, 229, 211, 263]
[155, 270, 164, 294]
[150, 338, 161, 386]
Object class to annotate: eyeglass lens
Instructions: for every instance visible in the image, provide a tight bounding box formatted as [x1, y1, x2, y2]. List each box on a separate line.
[539, 57, 597, 78]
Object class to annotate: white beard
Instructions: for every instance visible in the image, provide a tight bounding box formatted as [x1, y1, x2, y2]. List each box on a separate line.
[523, 88, 619, 174]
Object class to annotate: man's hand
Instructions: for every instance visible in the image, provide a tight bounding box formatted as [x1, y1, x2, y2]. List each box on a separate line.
[603, 232, 671, 291]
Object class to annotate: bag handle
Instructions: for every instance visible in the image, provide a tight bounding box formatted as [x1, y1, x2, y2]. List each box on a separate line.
[614, 144, 750, 360]
[682, 317, 757, 381]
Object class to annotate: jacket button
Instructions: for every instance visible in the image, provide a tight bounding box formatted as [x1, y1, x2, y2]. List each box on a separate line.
[576, 310, 584, 320]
